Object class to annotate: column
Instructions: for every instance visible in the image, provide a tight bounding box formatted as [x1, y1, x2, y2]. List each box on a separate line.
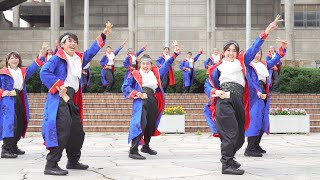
[51, 0, 60, 49]
[246, 0, 251, 50]
[273, 0, 281, 19]
[12, 5, 20, 27]
[84, 0, 89, 50]
[284, 0, 294, 60]
[128, 0, 135, 49]
[207, 0, 216, 56]
[165, 0, 170, 47]
[64, 0, 72, 28]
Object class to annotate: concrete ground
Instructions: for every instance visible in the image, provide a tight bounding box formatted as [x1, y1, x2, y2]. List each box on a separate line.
[0, 133, 319, 180]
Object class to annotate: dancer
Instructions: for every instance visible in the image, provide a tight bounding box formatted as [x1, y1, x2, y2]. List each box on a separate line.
[179, 49, 203, 93]
[204, 48, 221, 69]
[40, 22, 112, 175]
[0, 47, 45, 158]
[156, 47, 176, 92]
[123, 44, 147, 79]
[100, 39, 127, 92]
[245, 40, 287, 157]
[207, 18, 279, 175]
[121, 41, 181, 160]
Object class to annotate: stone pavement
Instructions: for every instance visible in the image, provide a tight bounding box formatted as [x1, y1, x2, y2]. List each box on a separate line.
[0, 133, 320, 180]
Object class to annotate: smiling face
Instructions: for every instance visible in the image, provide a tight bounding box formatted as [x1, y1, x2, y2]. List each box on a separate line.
[6, 52, 22, 69]
[253, 50, 262, 63]
[140, 61, 152, 73]
[61, 37, 78, 56]
[164, 47, 170, 55]
[106, 46, 112, 53]
[223, 44, 238, 61]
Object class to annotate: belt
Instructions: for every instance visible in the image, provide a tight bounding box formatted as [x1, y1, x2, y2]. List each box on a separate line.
[142, 87, 155, 95]
[221, 82, 244, 97]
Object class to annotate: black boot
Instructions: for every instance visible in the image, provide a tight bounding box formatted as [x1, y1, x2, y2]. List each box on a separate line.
[255, 131, 266, 154]
[1, 144, 17, 158]
[141, 145, 157, 155]
[232, 159, 241, 169]
[222, 162, 245, 175]
[244, 148, 263, 157]
[13, 145, 25, 155]
[244, 136, 262, 157]
[66, 161, 89, 170]
[44, 161, 68, 176]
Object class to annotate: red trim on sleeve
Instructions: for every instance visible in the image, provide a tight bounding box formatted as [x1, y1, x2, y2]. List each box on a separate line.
[129, 90, 139, 99]
[278, 47, 286, 57]
[0, 89, 4, 100]
[259, 31, 268, 40]
[35, 56, 44, 67]
[96, 34, 105, 48]
[49, 79, 64, 94]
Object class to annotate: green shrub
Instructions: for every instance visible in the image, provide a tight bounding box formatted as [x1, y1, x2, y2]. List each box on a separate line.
[26, 66, 320, 94]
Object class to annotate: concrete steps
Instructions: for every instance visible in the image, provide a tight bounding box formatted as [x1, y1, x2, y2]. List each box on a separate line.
[25, 93, 320, 133]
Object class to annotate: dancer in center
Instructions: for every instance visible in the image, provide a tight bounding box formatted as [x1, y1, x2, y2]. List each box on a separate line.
[121, 41, 181, 160]
[207, 19, 279, 175]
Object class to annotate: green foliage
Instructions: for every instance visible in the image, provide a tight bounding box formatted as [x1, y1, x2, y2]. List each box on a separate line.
[26, 66, 320, 94]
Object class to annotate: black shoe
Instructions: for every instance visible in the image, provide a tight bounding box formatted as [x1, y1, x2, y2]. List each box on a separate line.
[66, 161, 89, 170]
[141, 146, 157, 155]
[244, 149, 263, 157]
[44, 165, 68, 176]
[256, 146, 266, 154]
[232, 159, 241, 169]
[222, 166, 245, 175]
[13, 148, 25, 155]
[129, 153, 146, 160]
[1, 151, 18, 158]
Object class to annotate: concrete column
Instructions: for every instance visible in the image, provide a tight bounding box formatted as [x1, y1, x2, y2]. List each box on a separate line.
[165, 0, 170, 47]
[273, 0, 281, 19]
[64, 0, 72, 28]
[284, 0, 294, 60]
[207, 0, 216, 56]
[12, 5, 20, 27]
[128, 0, 135, 49]
[246, 0, 251, 50]
[84, 0, 89, 50]
[50, 0, 60, 49]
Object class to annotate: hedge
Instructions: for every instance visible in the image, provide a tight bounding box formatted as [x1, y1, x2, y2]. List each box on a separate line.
[26, 66, 320, 93]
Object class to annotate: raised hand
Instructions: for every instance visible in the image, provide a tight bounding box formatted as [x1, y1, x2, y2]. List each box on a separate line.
[103, 21, 113, 35]
[40, 42, 48, 56]
[122, 39, 128, 46]
[265, 14, 283, 34]
[172, 40, 181, 53]
[143, 43, 148, 49]
[276, 38, 288, 49]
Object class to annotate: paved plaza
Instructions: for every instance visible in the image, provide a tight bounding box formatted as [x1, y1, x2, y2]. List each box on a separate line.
[0, 133, 319, 180]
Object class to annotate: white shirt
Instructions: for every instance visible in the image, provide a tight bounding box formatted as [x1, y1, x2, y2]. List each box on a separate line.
[218, 59, 245, 87]
[47, 54, 52, 61]
[212, 54, 220, 63]
[186, 58, 194, 68]
[271, 52, 276, 59]
[163, 53, 171, 61]
[63, 51, 82, 92]
[8, 66, 23, 90]
[106, 52, 115, 65]
[129, 54, 137, 65]
[140, 69, 158, 92]
[251, 61, 269, 83]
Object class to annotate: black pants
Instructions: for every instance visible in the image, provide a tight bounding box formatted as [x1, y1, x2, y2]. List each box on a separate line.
[82, 68, 89, 93]
[162, 73, 169, 92]
[2, 89, 25, 152]
[215, 84, 245, 166]
[105, 68, 114, 92]
[46, 87, 85, 166]
[130, 87, 158, 154]
[271, 70, 280, 92]
[247, 130, 264, 150]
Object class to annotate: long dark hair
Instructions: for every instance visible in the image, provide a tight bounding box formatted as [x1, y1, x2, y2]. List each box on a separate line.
[6, 51, 22, 68]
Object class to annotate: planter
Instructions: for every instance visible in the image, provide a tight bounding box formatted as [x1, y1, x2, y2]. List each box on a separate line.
[158, 115, 185, 133]
[269, 115, 310, 133]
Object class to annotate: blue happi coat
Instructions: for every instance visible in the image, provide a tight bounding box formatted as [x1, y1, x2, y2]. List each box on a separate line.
[123, 47, 145, 79]
[206, 32, 269, 131]
[203, 78, 219, 136]
[40, 34, 105, 148]
[179, 53, 201, 87]
[0, 57, 43, 140]
[100, 45, 124, 86]
[245, 47, 286, 137]
[121, 52, 179, 143]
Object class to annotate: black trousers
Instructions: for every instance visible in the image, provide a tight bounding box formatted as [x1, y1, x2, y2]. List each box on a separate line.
[130, 87, 158, 154]
[162, 73, 169, 92]
[215, 85, 245, 166]
[82, 68, 89, 93]
[2, 89, 25, 151]
[46, 87, 85, 166]
[105, 68, 114, 92]
[271, 70, 280, 92]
